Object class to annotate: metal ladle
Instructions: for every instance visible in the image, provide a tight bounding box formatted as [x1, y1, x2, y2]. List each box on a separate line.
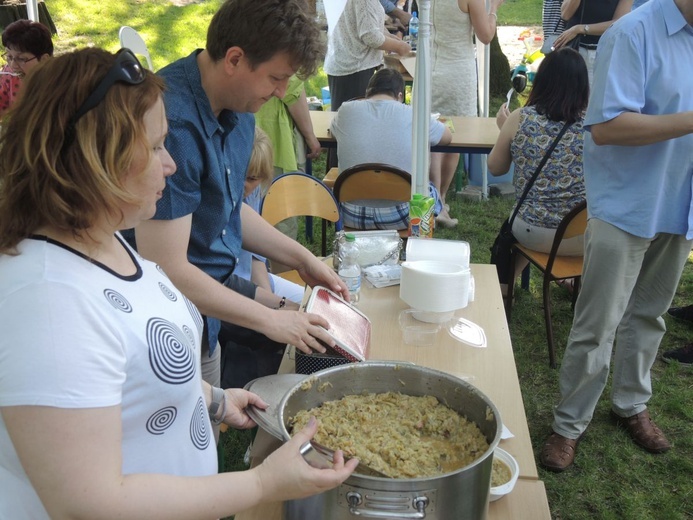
[300, 440, 389, 478]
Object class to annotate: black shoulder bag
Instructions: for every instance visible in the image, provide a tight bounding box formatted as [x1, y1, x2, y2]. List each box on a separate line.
[567, 0, 587, 50]
[542, 0, 585, 53]
[490, 120, 572, 284]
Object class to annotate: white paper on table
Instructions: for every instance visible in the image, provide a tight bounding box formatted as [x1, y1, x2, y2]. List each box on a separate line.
[363, 265, 401, 288]
[501, 424, 515, 440]
[400, 56, 417, 78]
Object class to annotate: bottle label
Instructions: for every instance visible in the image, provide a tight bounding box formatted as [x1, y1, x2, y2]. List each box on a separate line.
[340, 274, 361, 295]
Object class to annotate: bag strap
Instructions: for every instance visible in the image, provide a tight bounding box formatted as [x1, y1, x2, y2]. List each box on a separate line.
[555, 0, 586, 34]
[508, 120, 572, 227]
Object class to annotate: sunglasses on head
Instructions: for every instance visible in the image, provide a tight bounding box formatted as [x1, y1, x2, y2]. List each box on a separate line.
[62, 48, 146, 151]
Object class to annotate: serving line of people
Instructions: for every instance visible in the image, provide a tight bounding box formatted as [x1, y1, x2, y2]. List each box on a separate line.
[2, 3, 691, 520]
[0, 1, 362, 517]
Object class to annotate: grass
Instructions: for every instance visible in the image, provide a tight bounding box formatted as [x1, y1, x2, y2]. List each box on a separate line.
[41, 1, 693, 519]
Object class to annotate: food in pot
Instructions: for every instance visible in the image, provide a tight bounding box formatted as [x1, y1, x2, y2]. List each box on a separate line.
[290, 391, 489, 478]
[491, 457, 512, 487]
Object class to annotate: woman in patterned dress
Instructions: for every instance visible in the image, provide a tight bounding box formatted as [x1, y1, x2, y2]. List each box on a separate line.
[488, 47, 589, 290]
[0, 48, 356, 520]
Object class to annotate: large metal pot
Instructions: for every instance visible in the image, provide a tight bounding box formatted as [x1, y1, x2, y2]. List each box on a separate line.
[246, 361, 501, 520]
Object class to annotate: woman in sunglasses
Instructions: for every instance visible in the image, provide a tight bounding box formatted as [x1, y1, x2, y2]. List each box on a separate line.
[0, 19, 53, 115]
[0, 48, 356, 519]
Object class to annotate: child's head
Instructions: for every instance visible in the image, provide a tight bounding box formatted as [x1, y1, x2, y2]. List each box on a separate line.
[245, 127, 274, 198]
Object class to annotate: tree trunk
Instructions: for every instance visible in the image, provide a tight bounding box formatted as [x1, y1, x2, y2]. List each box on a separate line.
[489, 33, 511, 99]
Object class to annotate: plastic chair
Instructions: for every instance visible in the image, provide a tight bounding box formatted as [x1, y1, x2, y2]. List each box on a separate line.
[505, 201, 587, 368]
[260, 172, 342, 259]
[118, 26, 153, 70]
[332, 163, 412, 237]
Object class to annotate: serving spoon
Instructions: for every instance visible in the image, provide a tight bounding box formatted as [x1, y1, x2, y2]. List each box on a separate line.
[300, 439, 390, 478]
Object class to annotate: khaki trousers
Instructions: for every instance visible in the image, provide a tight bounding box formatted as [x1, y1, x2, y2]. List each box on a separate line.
[552, 218, 692, 438]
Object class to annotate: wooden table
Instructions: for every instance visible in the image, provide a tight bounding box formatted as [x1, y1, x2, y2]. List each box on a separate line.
[236, 264, 550, 520]
[309, 110, 500, 155]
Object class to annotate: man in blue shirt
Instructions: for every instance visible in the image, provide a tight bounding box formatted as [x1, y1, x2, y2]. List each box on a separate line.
[380, 0, 412, 28]
[541, 0, 693, 472]
[132, 0, 349, 392]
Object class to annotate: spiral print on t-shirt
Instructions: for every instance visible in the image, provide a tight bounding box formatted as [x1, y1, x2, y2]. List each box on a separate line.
[103, 288, 133, 313]
[146, 406, 178, 435]
[183, 324, 195, 346]
[156, 264, 169, 279]
[184, 296, 204, 336]
[159, 281, 178, 302]
[146, 318, 195, 384]
[190, 397, 211, 450]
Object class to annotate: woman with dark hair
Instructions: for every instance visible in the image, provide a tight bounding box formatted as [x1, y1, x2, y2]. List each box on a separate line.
[0, 47, 356, 519]
[0, 19, 53, 114]
[487, 47, 588, 291]
[329, 68, 454, 230]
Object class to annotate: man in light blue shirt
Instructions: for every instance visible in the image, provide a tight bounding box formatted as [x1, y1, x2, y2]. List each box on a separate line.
[541, 0, 693, 472]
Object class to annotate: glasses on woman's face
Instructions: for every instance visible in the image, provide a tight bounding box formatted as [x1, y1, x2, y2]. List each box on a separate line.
[62, 48, 146, 152]
[2, 52, 37, 66]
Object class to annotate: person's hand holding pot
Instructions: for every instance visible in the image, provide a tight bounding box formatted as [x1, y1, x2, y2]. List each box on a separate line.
[253, 417, 358, 501]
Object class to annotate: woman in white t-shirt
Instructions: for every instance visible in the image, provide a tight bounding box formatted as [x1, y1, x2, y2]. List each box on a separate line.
[0, 48, 356, 520]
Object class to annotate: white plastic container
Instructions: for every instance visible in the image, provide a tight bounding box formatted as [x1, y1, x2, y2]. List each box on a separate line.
[489, 448, 520, 502]
[399, 260, 472, 317]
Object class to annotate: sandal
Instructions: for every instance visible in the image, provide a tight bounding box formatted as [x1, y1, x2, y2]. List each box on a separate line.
[540, 432, 582, 472]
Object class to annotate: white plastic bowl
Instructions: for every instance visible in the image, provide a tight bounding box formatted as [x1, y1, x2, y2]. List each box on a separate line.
[489, 448, 519, 502]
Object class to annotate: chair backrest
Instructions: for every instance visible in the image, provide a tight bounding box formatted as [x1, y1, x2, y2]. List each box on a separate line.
[260, 172, 342, 228]
[119, 26, 154, 70]
[546, 201, 587, 272]
[333, 163, 412, 203]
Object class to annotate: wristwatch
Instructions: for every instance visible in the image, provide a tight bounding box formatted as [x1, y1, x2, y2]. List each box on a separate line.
[583, 24, 590, 35]
[208, 386, 226, 425]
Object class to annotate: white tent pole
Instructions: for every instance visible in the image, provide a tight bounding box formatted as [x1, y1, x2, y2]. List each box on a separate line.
[474, 1, 491, 200]
[27, 0, 40, 22]
[481, 37, 490, 200]
[411, 0, 431, 197]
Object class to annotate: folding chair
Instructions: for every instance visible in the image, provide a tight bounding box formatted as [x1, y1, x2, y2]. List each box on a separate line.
[332, 163, 412, 238]
[260, 172, 342, 283]
[505, 201, 587, 368]
[118, 26, 154, 70]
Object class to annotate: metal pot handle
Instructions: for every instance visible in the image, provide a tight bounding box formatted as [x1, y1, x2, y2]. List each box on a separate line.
[346, 492, 429, 519]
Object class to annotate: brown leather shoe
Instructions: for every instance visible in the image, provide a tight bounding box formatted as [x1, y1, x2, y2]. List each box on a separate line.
[540, 432, 582, 472]
[612, 409, 671, 454]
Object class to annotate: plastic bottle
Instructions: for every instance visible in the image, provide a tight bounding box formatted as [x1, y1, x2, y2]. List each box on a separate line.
[409, 11, 419, 51]
[338, 233, 361, 303]
[315, 0, 326, 26]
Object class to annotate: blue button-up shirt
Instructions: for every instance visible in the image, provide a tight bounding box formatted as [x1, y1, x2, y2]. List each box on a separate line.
[156, 51, 255, 350]
[584, 0, 693, 239]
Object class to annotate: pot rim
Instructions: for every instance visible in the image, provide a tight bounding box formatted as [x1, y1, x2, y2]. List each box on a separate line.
[275, 361, 502, 480]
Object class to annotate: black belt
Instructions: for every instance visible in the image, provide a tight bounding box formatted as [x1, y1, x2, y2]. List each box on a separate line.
[579, 42, 599, 50]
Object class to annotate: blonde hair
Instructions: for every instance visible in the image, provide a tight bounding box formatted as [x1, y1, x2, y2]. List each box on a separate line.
[247, 127, 274, 193]
[0, 48, 165, 253]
